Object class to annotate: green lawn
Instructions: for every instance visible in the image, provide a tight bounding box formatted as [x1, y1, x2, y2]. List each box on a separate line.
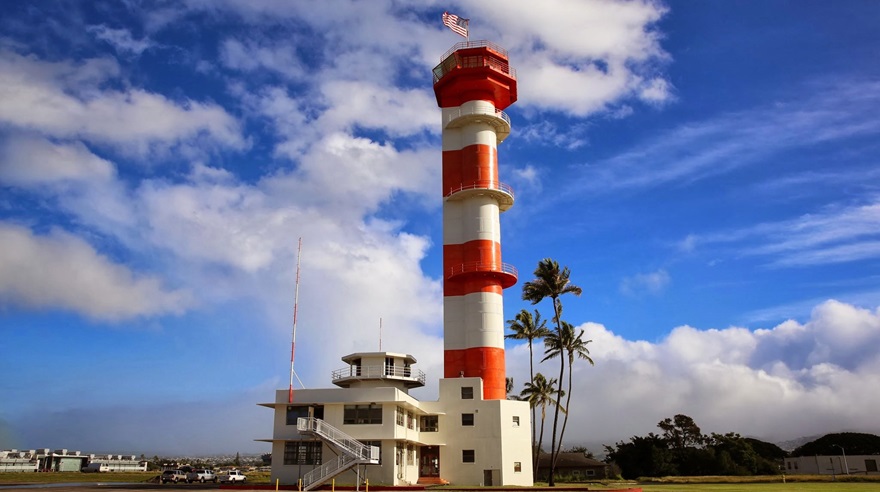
[635, 485, 879, 492]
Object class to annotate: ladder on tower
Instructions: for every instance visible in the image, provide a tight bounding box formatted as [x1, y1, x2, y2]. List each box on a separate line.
[297, 417, 379, 491]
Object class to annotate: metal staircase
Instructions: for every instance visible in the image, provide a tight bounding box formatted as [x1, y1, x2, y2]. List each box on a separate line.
[297, 417, 379, 491]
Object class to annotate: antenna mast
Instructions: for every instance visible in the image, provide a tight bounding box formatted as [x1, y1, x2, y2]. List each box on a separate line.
[288, 237, 303, 404]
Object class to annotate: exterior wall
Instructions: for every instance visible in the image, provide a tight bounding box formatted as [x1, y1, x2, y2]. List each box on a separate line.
[784, 455, 880, 475]
[421, 378, 532, 486]
[264, 377, 533, 487]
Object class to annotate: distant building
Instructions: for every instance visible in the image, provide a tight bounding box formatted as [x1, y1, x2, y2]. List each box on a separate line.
[0, 449, 147, 473]
[784, 455, 879, 475]
[536, 452, 611, 481]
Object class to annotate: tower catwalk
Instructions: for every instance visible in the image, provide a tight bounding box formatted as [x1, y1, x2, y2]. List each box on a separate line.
[432, 41, 517, 400]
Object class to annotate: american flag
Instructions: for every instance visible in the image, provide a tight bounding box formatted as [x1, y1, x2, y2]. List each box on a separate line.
[442, 11, 469, 38]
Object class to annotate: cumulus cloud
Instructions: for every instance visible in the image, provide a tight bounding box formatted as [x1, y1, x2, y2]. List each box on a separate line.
[0, 223, 192, 321]
[0, 135, 115, 186]
[0, 49, 245, 157]
[506, 299, 880, 447]
[473, 0, 671, 116]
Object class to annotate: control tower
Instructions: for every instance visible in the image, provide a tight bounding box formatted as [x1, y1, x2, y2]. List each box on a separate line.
[432, 41, 517, 400]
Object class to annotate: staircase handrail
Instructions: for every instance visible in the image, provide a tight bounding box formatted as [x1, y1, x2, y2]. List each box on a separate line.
[297, 417, 376, 461]
[302, 454, 358, 491]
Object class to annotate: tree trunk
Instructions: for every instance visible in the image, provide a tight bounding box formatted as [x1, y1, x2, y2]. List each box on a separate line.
[548, 297, 564, 487]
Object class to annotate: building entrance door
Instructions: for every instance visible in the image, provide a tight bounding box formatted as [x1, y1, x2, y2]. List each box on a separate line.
[420, 446, 440, 477]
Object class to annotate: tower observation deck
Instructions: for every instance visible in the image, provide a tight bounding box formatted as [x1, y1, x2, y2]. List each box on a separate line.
[433, 41, 517, 400]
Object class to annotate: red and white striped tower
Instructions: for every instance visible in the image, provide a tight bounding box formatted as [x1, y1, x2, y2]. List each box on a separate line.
[432, 41, 518, 400]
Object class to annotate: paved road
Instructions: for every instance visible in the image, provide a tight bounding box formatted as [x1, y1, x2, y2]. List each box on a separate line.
[0, 485, 228, 492]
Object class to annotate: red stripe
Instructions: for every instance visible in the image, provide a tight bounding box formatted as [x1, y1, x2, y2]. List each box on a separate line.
[444, 347, 506, 400]
[442, 146, 497, 195]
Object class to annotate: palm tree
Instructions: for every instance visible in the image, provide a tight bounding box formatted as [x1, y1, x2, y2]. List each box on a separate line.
[543, 321, 593, 468]
[520, 373, 561, 482]
[522, 258, 582, 486]
[506, 309, 550, 462]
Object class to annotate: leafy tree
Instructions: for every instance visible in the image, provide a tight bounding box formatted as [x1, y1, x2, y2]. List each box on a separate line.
[506, 308, 550, 461]
[565, 445, 594, 459]
[520, 373, 561, 482]
[522, 258, 582, 486]
[745, 437, 787, 474]
[605, 433, 676, 479]
[658, 414, 705, 453]
[543, 320, 593, 468]
[708, 433, 758, 475]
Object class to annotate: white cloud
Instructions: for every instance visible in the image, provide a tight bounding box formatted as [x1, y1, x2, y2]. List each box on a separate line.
[0, 49, 245, 157]
[684, 199, 880, 268]
[0, 135, 115, 186]
[505, 299, 880, 447]
[219, 37, 307, 80]
[620, 268, 670, 296]
[87, 25, 156, 55]
[0, 223, 192, 321]
[473, 0, 671, 116]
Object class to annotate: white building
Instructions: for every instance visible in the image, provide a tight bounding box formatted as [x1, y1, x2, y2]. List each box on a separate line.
[0, 449, 146, 473]
[260, 39, 533, 490]
[784, 455, 879, 475]
[259, 352, 533, 488]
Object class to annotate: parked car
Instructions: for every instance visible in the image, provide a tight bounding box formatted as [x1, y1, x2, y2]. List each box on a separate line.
[218, 470, 247, 483]
[186, 469, 217, 483]
[161, 469, 187, 483]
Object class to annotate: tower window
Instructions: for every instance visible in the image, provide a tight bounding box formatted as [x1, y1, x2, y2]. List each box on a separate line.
[462, 413, 474, 426]
[461, 386, 474, 399]
[514, 462, 522, 472]
[512, 416, 520, 427]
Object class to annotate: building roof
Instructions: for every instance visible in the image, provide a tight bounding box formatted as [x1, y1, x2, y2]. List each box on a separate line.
[537, 452, 607, 468]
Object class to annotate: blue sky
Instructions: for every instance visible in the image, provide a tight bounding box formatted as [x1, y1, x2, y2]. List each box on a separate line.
[1, 0, 879, 456]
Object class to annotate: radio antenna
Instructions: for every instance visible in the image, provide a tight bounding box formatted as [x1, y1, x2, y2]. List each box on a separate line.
[289, 237, 303, 404]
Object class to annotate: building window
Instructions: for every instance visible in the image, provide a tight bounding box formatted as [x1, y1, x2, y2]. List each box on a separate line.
[462, 450, 475, 463]
[512, 416, 520, 427]
[283, 441, 322, 465]
[514, 462, 521, 472]
[344, 404, 382, 424]
[461, 413, 474, 426]
[586, 469, 595, 476]
[421, 415, 438, 432]
[407, 411, 415, 429]
[461, 386, 474, 399]
[286, 405, 310, 426]
[407, 444, 415, 465]
[396, 406, 405, 426]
